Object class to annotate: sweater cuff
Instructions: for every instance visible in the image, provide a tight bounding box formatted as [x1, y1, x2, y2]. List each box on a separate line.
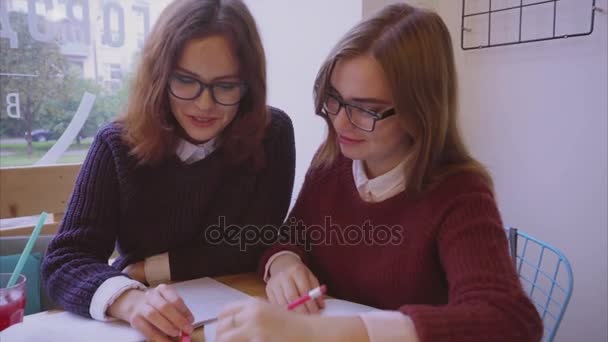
[263, 251, 301, 282]
[145, 252, 171, 286]
[89, 276, 146, 321]
[359, 311, 420, 342]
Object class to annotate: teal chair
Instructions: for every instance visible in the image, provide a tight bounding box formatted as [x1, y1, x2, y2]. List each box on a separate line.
[505, 227, 574, 342]
[0, 234, 57, 314]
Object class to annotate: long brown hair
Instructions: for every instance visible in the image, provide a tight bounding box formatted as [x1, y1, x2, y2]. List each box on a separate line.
[119, 0, 267, 166]
[312, 3, 491, 194]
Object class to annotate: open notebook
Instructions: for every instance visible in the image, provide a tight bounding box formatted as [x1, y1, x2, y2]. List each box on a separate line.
[1, 277, 378, 342]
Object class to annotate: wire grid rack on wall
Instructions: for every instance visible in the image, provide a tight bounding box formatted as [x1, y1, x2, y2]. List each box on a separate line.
[461, 0, 604, 50]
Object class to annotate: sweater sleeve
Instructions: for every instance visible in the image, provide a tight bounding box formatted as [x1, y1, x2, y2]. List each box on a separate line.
[41, 127, 127, 318]
[398, 191, 543, 342]
[169, 108, 296, 280]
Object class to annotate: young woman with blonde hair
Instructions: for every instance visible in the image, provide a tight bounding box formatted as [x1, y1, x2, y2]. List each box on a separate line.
[215, 4, 542, 341]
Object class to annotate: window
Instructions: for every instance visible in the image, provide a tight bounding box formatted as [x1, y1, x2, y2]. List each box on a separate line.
[108, 63, 122, 80]
[68, 60, 85, 77]
[0, 0, 172, 167]
[1, 0, 362, 172]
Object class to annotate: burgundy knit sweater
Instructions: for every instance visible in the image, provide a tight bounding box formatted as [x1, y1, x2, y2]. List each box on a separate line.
[260, 155, 543, 341]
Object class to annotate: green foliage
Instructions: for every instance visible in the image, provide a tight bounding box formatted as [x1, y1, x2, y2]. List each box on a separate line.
[1, 12, 129, 150]
[0, 12, 68, 141]
[43, 69, 129, 140]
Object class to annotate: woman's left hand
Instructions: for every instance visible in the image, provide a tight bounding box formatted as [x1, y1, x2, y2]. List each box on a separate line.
[123, 261, 147, 284]
[215, 298, 315, 342]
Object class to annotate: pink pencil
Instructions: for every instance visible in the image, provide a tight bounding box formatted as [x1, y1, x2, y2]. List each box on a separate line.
[287, 285, 327, 310]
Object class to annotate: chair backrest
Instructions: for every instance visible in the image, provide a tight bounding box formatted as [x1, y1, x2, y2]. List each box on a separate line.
[0, 164, 81, 237]
[0, 235, 58, 311]
[505, 227, 574, 342]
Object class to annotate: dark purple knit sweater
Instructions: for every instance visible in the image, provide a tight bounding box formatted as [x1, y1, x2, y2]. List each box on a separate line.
[41, 107, 295, 317]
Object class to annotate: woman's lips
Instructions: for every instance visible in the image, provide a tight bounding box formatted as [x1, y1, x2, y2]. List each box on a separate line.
[187, 115, 219, 128]
[338, 134, 365, 145]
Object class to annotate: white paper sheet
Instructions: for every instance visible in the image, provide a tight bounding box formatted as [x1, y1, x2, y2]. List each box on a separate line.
[1, 277, 250, 342]
[320, 298, 379, 316]
[2, 278, 380, 342]
[173, 277, 250, 325]
[1, 311, 144, 342]
[203, 299, 379, 342]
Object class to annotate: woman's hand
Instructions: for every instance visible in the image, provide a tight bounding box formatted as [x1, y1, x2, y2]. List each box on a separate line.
[266, 254, 324, 314]
[215, 298, 315, 342]
[122, 261, 147, 284]
[108, 284, 195, 342]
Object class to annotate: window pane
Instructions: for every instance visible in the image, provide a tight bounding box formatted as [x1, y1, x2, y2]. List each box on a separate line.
[0, 0, 173, 167]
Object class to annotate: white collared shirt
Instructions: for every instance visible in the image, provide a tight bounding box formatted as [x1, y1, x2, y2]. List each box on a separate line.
[175, 137, 219, 164]
[352, 158, 407, 203]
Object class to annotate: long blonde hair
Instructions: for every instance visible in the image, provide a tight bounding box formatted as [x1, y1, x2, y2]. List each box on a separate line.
[312, 3, 491, 194]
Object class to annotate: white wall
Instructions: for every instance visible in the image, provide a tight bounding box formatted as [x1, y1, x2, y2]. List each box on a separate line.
[364, 0, 607, 341]
[244, 0, 362, 202]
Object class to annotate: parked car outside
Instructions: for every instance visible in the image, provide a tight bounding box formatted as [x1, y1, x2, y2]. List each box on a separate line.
[26, 129, 54, 142]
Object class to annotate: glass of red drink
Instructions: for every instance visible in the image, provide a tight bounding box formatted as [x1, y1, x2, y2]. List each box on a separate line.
[0, 274, 27, 331]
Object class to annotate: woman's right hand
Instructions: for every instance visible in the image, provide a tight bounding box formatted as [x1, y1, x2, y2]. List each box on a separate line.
[265, 254, 325, 314]
[108, 284, 194, 342]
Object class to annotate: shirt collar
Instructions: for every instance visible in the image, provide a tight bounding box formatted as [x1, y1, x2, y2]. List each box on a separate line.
[352, 158, 407, 202]
[175, 137, 218, 164]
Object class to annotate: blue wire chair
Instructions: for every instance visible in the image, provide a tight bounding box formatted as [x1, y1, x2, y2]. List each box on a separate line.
[505, 227, 574, 342]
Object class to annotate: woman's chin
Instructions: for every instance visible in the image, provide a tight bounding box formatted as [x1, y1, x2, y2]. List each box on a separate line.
[339, 145, 367, 161]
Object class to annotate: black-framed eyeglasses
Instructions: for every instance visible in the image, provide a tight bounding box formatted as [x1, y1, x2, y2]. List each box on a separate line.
[168, 72, 247, 106]
[318, 94, 396, 132]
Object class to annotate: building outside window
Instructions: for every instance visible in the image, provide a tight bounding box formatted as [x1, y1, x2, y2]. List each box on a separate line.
[0, 0, 163, 167]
